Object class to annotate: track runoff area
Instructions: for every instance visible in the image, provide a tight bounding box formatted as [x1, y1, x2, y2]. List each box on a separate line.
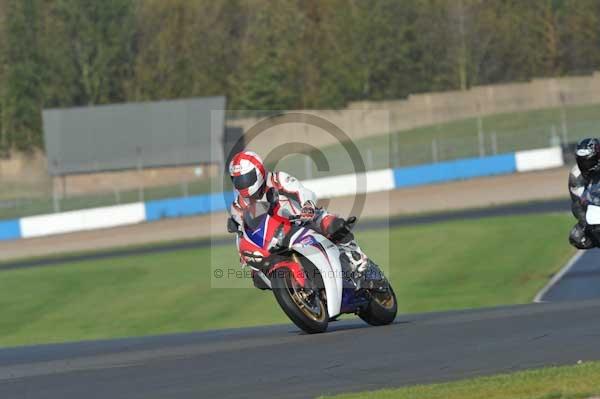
[3, 195, 599, 398]
[1, 301, 600, 399]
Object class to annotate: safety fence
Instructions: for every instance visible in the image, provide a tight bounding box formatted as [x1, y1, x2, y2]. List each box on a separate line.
[0, 146, 564, 241]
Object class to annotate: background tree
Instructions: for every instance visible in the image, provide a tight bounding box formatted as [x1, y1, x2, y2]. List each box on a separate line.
[45, 0, 135, 106]
[348, 0, 424, 100]
[128, 0, 244, 102]
[1, 0, 600, 154]
[0, 0, 8, 155]
[559, 0, 600, 74]
[232, 0, 304, 110]
[4, 0, 44, 152]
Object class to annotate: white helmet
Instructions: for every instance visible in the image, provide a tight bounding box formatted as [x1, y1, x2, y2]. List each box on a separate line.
[229, 150, 266, 198]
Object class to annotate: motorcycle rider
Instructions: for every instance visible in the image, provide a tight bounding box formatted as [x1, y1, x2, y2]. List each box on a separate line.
[569, 138, 600, 249]
[226, 150, 370, 289]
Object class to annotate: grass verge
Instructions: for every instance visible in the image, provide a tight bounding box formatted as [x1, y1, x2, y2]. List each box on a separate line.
[0, 212, 574, 347]
[276, 102, 600, 179]
[320, 361, 600, 399]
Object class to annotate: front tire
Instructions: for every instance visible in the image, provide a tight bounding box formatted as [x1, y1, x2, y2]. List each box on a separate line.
[359, 285, 397, 326]
[271, 268, 329, 334]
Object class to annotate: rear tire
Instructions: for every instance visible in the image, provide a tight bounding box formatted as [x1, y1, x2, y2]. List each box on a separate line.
[271, 268, 329, 334]
[359, 285, 397, 326]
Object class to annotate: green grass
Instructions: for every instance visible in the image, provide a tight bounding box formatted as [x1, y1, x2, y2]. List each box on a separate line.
[0, 212, 574, 348]
[321, 361, 600, 399]
[274, 102, 600, 179]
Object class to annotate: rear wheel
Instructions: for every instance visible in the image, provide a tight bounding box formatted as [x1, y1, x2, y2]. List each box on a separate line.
[271, 268, 329, 334]
[359, 285, 397, 326]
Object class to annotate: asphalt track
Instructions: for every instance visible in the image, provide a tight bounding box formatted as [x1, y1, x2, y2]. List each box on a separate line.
[2, 300, 600, 399]
[0, 198, 569, 271]
[1, 197, 583, 399]
[537, 249, 600, 302]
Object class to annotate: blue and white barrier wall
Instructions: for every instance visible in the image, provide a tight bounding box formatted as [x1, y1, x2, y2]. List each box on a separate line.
[0, 146, 564, 241]
[20, 203, 146, 238]
[515, 146, 564, 172]
[145, 192, 235, 222]
[393, 153, 516, 189]
[303, 169, 396, 199]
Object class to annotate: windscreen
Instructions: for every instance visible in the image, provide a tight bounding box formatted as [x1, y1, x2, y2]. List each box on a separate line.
[242, 201, 270, 231]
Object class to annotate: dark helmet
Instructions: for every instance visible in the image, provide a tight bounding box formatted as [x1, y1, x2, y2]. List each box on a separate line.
[576, 138, 600, 176]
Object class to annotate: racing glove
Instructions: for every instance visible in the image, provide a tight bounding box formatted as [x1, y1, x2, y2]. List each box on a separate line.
[300, 200, 317, 222]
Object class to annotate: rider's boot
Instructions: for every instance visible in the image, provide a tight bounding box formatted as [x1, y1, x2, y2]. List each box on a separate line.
[339, 241, 368, 272]
[338, 241, 369, 288]
[339, 241, 388, 290]
[323, 215, 384, 289]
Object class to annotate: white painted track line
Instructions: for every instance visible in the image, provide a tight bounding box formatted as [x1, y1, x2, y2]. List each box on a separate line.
[533, 250, 584, 303]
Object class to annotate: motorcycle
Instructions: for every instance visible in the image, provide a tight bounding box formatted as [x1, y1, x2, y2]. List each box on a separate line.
[231, 188, 397, 334]
[584, 181, 600, 235]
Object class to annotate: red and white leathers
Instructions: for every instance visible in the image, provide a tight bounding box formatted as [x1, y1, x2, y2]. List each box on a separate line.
[230, 171, 369, 275]
[230, 171, 316, 225]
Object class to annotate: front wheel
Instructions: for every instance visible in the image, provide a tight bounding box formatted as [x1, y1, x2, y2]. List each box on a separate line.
[271, 268, 329, 334]
[359, 285, 397, 326]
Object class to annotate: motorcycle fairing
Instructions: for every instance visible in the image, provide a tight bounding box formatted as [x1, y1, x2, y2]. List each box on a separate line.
[587, 205, 600, 225]
[244, 214, 269, 248]
[341, 287, 369, 314]
[291, 230, 343, 318]
[269, 260, 306, 286]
